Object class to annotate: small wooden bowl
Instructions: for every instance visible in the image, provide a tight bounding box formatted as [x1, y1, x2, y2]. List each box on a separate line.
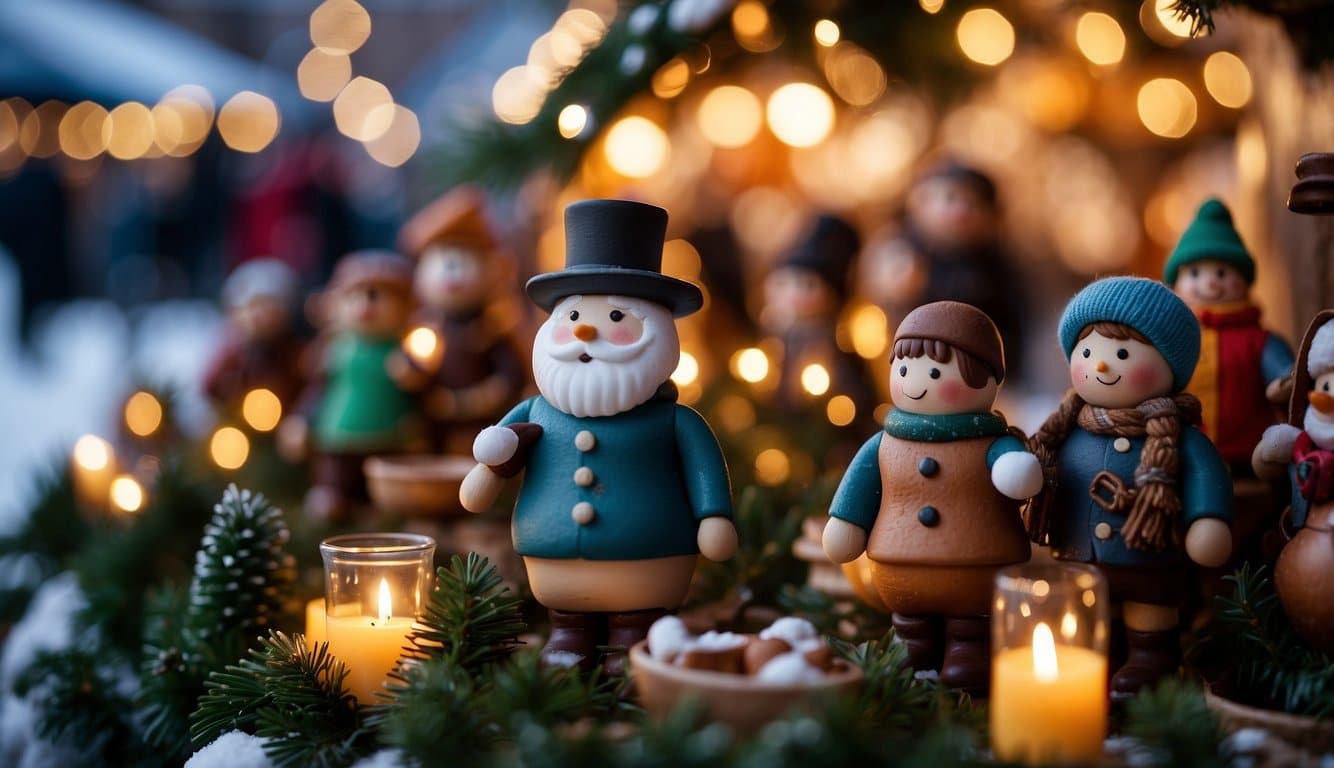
[629, 641, 863, 734]
[1205, 688, 1334, 754]
[364, 455, 474, 517]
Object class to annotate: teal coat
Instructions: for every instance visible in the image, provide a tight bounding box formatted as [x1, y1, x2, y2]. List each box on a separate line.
[1048, 426, 1231, 566]
[499, 387, 732, 561]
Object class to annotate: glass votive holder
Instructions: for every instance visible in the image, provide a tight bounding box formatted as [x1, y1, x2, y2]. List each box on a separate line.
[320, 533, 436, 705]
[990, 562, 1110, 765]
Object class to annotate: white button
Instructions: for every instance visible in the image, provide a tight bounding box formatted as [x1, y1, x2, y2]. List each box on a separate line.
[1113, 437, 1131, 453]
[574, 467, 595, 487]
[572, 502, 596, 525]
[574, 430, 596, 451]
[1094, 522, 1113, 540]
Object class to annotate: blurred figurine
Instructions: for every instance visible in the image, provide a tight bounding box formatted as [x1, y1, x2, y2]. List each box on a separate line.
[460, 200, 736, 674]
[1026, 277, 1232, 697]
[1164, 198, 1294, 472]
[393, 186, 526, 454]
[822, 301, 1040, 694]
[202, 259, 304, 412]
[760, 214, 879, 432]
[281, 251, 419, 520]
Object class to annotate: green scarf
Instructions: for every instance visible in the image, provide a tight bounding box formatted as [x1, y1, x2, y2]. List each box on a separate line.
[883, 408, 1008, 442]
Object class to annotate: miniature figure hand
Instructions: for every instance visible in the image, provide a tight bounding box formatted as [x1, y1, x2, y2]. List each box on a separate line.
[1265, 375, 1294, 407]
[697, 516, 738, 561]
[1185, 518, 1232, 568]
[991, 450, 1045, 500]
[275, 416, 308, 463]
[1252, 423, 1301, 479]
[473, 425, 519, 466]
[460, 463, 505, 513]
[822, 517, 867, 564]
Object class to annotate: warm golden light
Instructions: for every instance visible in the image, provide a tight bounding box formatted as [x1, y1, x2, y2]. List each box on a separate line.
[651, 58, 690, 99]
[0, 99, 20, 153]
[557, 104, 589, 139]
[1154, 0, 1197, 38]
[217, 92, 280, 153]
[732, 347, 770, 383]
[124, 391, 163, 437]
[210, 426, 250, 470]
[1076, 12, 1125, 66]
[920, 0, 944, 13]
[333, 77, 393, 142]
[826, 395, 856, 426]
[754, 448, 791, 486]
[715, 394, 756, 433]
[1032, 622, 1059, 682]
[801, 363, 831, 396]
[957, 8, 1015, 66]
[1203, 51, 1252, 108]
[73, 435, 113, 471]
[158, 86, 215, 157]
[556, 8, 608, 46]
[603, 116, 668, 178]
[732, 0, 769, 38]
[110, 475, 144, 514]
[492, 66, 546, 126]
[363, 104, 420, 167]
[298, 47, 353, 102]
[404, 326, 439, 363]
[766, 83, 835, 147]
[849, 304, 889, 359]
[310, 0, 372, 54]
[1060, 611, 1079, 640]
[19, 101, 64, 159]
[1137, 78, 1197, 138]
[672, 351, 700, 386]
[58, 102, 109, 160]
[662, 239, 702, 280]
[377, 578, 392, 623]
[697, 85, 762, 148]
[814, 19, 840, 47]
[242, 388, 283, 432]
[105, 102, 154, 160]
[824, 43, 887, 107]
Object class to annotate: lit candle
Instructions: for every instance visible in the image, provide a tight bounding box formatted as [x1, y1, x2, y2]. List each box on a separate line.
[990, 564, 1109, 765]
[304, 597, 326, 653]
[325, 578, 414, 704]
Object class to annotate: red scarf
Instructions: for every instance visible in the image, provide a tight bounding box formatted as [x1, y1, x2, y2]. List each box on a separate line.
[1294, 431, 1334, 503]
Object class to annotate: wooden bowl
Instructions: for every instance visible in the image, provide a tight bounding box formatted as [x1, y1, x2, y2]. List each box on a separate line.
[1204, 688, 1334, 753]
[364, 455, 474, 517]
[629, 641, 863, 734]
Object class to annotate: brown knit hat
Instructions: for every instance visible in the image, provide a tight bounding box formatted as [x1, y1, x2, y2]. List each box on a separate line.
[397, 185, 498, 259]
[326, 249, 414, 294]
[894, 300, 1005, 383]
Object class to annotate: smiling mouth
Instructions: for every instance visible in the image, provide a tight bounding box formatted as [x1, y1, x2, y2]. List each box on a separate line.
[1095, 375, 1122, 385]
[905, 389, 928, 400]
[1195, 287, 1223, 301]
[579, 353, 592, 363]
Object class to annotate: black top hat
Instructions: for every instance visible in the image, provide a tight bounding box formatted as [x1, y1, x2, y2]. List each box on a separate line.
[526, 199, 704, 317]
[777, 214, 861, 298]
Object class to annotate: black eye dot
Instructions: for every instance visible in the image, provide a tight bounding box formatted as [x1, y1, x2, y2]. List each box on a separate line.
[609, 310, 624, 322]
[929, 368, 941, 380]
[1188, 267, 1198, 277]
[366, 287, 379, 301]
[1117, 349, 1129, 360]
[899, 366, 907, 377]
[569, 310, 579, 321]
[1325, 382, 1331, 392]
[1217, 268, 1226, 278]
[1082, 349, 1091, 359]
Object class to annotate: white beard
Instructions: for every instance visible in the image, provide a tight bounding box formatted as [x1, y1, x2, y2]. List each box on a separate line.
[532, 296, 681, 418]
[1305, 407, 1334, 450]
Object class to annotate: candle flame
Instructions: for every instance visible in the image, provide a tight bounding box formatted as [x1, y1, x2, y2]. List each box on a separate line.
[1032, 622, 1059, 682]
[404, 326, 439, 362]
[1060, 611, 1079, 640]
[378, 578, 392, 623]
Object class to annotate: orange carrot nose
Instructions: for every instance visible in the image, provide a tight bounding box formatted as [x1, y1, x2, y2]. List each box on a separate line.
[1311, 391, 1334, 414]
[573, 324, 597, 341]
[1095, 360, 1110, 373]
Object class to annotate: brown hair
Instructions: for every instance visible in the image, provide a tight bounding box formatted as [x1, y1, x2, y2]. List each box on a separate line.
[893, 337, 995, 389]
[1075, 322, 1151, 345]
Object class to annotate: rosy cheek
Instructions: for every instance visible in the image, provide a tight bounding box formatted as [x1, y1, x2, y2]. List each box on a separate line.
[1070, 362, 1087, 384]
[609, 328, 639, 345]
[552, 326, 573, 343]
[890, 379, 902, 400]
[938, 381, 967, 406]
[1129, 364, 1166, 393]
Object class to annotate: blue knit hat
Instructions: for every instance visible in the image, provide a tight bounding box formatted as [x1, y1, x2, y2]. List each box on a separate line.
[1058, 277, 1200, 392]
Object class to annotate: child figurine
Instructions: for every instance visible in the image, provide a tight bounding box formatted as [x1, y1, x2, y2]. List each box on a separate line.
[280, 251, 420, 521]
[202, 259, 305, 412]
[822, 301, 1041, 695]
[1164, 199, 1295, 472]
[1025, 277, 1233, 698]
[460, 199, 737, 674]
[393, 186, 526, 454]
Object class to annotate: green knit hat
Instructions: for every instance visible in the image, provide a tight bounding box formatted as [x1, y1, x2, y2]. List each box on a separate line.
[1162, 198, 1255, 286]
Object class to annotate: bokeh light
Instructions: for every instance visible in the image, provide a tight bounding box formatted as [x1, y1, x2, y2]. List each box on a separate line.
[124, 391, 163, 437]
[651, 58, 690, 99]
[1137, 78, 1197, 138]
[363, 104, 420, 167]
[731, 347, 770, 383]
[814, 19, 840, 47]
[105, 102, 154, 160]
[73, 435, 113, 471]
[920, 0, 944, 13]
[801, 363, 831, 396]
[604, 116, 668, 178]
[242, 388, 283, 432]
[1153, 0, 1197, 38]
[754, 448, 791, 486]
[957, 8, 1015, 66]
[217, 92, 280, 153]
[766, 83, 834, 147]
[697, 85, 762, 148]
[849, 305, 889, 359]
[671, 351, 700, 386]
[210, 426, 251, 470]
[333, 76, 393, 141]
[1075, 12, 1126, 66]
[298, 47, 353, 102]
[58, 102, 109, 160]
[1203, 51, 1252, 108]
[557, 104, 589, 139]
[310, 0, 372, 54]
[824, 44, 887, 107]
[827, 395, 856, 426]
[110, 475, 145, 514]
[492, 66, 546, 125]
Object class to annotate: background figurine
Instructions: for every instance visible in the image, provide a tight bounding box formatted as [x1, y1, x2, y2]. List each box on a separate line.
[1164, 198, 1295, 472]
[202, 258, 305, 413]
[1253, 311, 1334, 655]
[460, 199, 737, 674]
[822, 301, 1041, 695]
[1025, 277, 1232, 698]
[280, 251, 420, 521]
[392, 186, 527, 455]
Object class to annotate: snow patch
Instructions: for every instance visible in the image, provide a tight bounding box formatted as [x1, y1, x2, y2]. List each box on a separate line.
[1, 572, 86, 690]
[185, 730, 273, 768]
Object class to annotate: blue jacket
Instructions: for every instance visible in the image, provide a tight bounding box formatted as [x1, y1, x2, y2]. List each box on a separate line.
[499, 389, 732, 560]
[1048, 426, 1231, 566]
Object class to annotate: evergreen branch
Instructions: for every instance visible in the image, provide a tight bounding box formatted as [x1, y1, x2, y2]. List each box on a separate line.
[371, 655, 501, 762]
[0, 460, 85, 624]
[487, 649, 622, 728]
[690, 486, 806, 611]
[403, 553, 526, 672]
[1121, 679, 1227, 768]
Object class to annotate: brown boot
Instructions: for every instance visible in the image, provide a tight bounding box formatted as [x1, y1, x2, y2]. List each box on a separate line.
[603, 609, 667, 677]
[1110, 629, 1180, 698]
[939, 617, 990, 696]
[892, 614, 944, 673]
[541, 610, 604, 672]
